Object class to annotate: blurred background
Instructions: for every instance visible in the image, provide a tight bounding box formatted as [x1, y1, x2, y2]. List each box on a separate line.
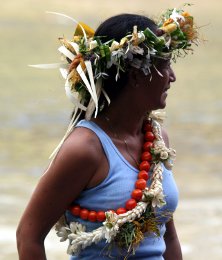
[0, 0, 221, 259]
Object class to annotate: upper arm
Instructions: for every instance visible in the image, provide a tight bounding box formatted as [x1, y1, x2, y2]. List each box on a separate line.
[164, 218, 177, 240]
[17, 127, 102, 241]
[163, 218, 183, 259]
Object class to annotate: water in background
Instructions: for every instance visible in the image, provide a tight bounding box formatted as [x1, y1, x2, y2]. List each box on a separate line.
[1, 1, 222, 259]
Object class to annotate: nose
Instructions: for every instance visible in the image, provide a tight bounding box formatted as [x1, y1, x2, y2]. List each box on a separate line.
[169, 67, 176, 82]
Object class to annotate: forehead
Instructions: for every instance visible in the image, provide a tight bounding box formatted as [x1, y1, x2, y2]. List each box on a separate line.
[152, 56, 172, 66]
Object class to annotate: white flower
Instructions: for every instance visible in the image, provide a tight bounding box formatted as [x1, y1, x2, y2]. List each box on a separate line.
[160, 151, 168, 160]
[169, 148, 176, 159]
[152, 190, 166, 208]
[103, 224, 119, 243]
[150, 111, 166, 124]
[55, 216, 70, 242]
[103, 211, 119, 243]
[153, 140, 166, 154]
[170, 8, 185, 24]
[110, 41, 120, 51]
[89, 40, 98, 50]
[137, 32, 146, 44]
[70, 222, 86, 233]
[148, 47, 157, 58]
[142, 189, 154, 202]
[164, 148, 176, 170]
[56, 226, 69, 242]
[129, 45, 144, 55]
[107, 49, 125, 68]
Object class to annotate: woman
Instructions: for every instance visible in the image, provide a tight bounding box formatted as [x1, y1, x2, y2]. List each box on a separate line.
[17, 9, 198, 260]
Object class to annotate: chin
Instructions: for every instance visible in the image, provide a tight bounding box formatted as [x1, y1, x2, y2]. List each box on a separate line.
[158, 103, 166, 110]
[151, 103, 166, 111]
[155, 99, 167, 110]
[159, 95, 167, 109]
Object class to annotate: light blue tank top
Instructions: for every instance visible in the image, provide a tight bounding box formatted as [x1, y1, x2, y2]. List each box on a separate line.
[66, 120, 179, 260]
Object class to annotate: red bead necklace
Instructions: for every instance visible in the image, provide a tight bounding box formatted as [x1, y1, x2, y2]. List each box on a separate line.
[68, 119, 155, 222]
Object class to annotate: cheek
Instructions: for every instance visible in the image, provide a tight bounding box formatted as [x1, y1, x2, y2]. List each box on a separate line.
[155, 74, 169, 91]
[146, 68, 169, 94]
[160, 70, 170, 87]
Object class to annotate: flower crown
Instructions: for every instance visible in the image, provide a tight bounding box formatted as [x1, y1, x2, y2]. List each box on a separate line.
[30, 6, 199, 158]
[59, 7, 198, 117]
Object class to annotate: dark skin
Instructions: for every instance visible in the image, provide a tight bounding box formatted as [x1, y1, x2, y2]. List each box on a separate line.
[16, 61, 182, 260]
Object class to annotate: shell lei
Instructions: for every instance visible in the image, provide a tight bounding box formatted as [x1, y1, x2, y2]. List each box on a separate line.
[55, 116, 176, 256]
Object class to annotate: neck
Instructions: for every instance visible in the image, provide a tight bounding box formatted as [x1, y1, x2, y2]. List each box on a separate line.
[97, 91, 150, 137]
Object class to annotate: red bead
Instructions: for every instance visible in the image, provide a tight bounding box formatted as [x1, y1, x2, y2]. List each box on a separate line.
[116, 208, 127, 215]
[141, 151, 152, 161]
[88, 211, 97, 222]
[70, 205, 81, 216]
[139, 161, 150, 171]
[125, 199, 137, 210]
[143, 142, 153, 151]
[135, 179, 147, 190]
[138, 170, 149, 181]
[80, 209, 89, 220]
[145, 131, 155, 142]
[143, 142, 153, 152]
[131, 189, 143, 201]
[96, 211, 106, 222]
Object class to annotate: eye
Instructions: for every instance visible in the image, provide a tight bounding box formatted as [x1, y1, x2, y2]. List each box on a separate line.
[166, 61, 173, 71]
[162, 59, 171, 68]
[161, 61, 171, 71]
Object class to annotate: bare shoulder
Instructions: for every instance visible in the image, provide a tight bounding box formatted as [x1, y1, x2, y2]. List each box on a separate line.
[57, 126, 103, 164]
[47, 126, 104, 182]
[161, 127, 169, 148]
[34, 125, 105, 208]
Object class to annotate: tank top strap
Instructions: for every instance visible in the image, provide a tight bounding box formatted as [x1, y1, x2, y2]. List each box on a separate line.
[76, 120, 138, 173]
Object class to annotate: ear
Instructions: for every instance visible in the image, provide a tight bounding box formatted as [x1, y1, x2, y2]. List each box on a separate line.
[128, 68, 147, 88]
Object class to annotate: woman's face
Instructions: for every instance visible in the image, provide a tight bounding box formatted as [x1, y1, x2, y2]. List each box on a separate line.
[140, 58, 176, 110]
